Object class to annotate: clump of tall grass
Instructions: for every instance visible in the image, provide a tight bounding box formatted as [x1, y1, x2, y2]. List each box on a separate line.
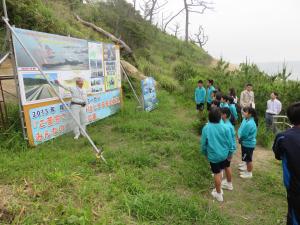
[0, 104, 28, 152]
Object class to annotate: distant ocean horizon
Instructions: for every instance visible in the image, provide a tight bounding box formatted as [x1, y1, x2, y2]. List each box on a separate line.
[255, 61, 300, 81]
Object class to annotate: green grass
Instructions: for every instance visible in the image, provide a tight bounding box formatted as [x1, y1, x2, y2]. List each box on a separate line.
[0, 91, 227, 224]
[217, 152, 287, 225]
[0, 91, 287, 224]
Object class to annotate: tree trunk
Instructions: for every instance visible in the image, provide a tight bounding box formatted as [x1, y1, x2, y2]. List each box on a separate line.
[149, 0, 157, 24]
[75, 14, 133, 54]
[149, 12, 153, 23]
[133, 0, 136, 10]
[184, 0, 189, 42]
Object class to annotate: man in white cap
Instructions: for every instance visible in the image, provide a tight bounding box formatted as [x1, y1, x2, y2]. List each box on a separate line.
[55, 78, 87, 139]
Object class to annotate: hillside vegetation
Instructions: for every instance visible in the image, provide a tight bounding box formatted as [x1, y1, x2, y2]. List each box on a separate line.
[3, 0, 299, 116]
[0, 0, 298, 224]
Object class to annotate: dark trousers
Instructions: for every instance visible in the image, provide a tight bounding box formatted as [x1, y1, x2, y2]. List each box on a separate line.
[287, 194, 300, 225]
[207, 103, 212, 111]
[265, 112, 277, 133]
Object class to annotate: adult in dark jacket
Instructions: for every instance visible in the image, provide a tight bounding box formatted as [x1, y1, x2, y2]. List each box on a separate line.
[273, 102, 300, 225]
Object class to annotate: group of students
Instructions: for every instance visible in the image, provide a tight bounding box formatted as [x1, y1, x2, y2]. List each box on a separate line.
[195, 79, 258, 202]
[195, 80, 239, 124]
[195, 79, 300, 224]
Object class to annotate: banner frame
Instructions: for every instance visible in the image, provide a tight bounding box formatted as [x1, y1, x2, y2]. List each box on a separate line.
[3, 18, 111, 161]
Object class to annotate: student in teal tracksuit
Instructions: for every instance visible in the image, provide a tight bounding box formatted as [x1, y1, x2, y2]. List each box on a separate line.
[201, 108, 233, 202]
[220, 95, 230, 108]
[229, 96, 238, 125]
[195, 80, 206, 111]
[220, 107, 236, 191]
[206, 79, 215, 110]
[238, 107, 258, 179]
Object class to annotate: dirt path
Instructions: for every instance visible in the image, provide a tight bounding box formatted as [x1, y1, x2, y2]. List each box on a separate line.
[208, 145, 286, 225]
[232, 145, 275, 173]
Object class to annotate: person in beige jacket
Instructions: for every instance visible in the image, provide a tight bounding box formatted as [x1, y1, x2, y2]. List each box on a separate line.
[240, 84, 255, 110]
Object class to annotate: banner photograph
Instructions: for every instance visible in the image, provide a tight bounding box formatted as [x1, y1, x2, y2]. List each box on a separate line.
[12, 27, 122, 146]
[88, 42, 105, 93]
[141, 77, 158, 112]
[13, 28, 89, 71]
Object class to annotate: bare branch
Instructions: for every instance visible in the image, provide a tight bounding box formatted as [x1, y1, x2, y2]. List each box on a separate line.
[183, 0, 214, 41]
[191, 25, 208, 48]
[169, 22, 181, 37]
[163, 8, 185, 32]
[160, 12, 173, 32]
[140, 0, 169, 23]
[139, 0, 152, 19]
[155, 0, 168, 11]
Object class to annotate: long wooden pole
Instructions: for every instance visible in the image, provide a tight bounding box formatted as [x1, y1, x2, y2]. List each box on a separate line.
[75, 15, 133, 54]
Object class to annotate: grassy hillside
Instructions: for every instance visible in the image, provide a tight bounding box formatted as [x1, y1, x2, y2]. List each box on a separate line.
[3, 0, 211, 91]
[3, 0, 299, 118]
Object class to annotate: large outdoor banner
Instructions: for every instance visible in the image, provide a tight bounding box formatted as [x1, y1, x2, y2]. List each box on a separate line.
[141, 77, 158, 112]
[12, 28, 122, 146]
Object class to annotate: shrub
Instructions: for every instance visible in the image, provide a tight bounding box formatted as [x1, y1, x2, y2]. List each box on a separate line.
[173, 62, 198, 83]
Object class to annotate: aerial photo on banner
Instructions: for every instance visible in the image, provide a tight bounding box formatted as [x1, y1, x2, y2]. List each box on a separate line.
[13, 28, 89, 71]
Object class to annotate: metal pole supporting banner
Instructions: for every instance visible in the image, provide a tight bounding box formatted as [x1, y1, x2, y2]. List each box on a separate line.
[120, 64, 143, 107]
[2, 18, 106, 163]
[10, 44, 28, 139]
[1, 0, 9, 53]
[2, 0, 8, 19]
[2, 0, 28, 138]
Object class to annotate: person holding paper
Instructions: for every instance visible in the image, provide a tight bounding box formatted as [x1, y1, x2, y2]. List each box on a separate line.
[55, 78, 87, 140]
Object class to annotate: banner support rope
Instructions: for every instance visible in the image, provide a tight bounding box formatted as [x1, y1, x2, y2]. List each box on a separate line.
[120, 63, 143, 108]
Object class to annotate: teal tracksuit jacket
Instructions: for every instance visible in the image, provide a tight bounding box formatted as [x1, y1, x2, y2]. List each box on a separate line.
[194, 87, 206, 104]
[220, 102, 230, 108]
[201, 121, 232, 163]
[206, 86, 215, 103]
[238, 117, 257, 148]
[222, 119, 237, 153]
[229, 104, 238, 120]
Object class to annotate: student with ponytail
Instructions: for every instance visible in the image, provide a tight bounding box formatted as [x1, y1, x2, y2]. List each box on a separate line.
[238, 107, 258, 179]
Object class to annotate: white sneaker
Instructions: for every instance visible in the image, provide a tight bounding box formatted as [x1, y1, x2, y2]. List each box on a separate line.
[238, 162, 246, 167]
[74, 134, 80, 140]
[239, 165, 247, 171]
[240, 172, 253, 179]
[211, 189, 224, 202]
[221, 180, 233, 191]
[211, 188, 223, 195]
